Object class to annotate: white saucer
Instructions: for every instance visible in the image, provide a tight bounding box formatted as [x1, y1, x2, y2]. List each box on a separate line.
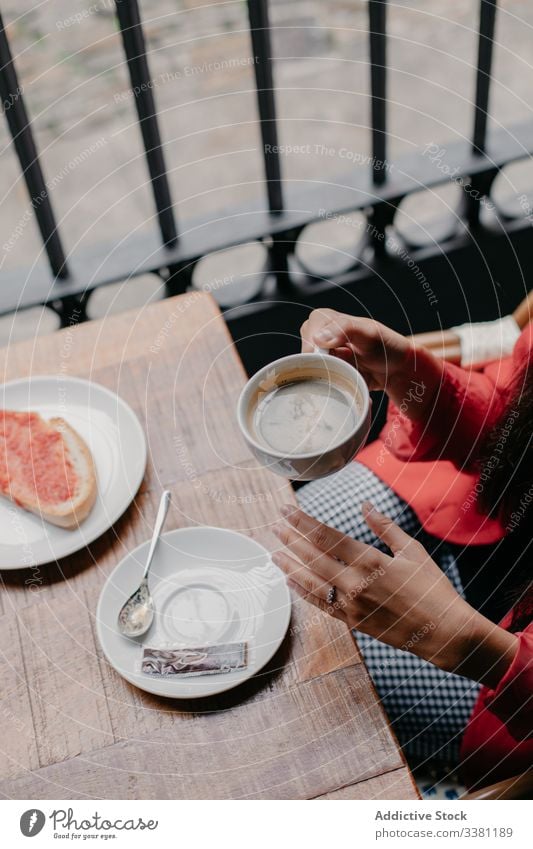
[96, 526, 291, 698]
[0, 376, 146, 569]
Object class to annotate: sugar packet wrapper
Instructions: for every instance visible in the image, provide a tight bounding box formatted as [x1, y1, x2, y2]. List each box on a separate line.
[141, 642, 248, 677]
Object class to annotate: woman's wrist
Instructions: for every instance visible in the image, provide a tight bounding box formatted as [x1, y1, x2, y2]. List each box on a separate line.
[386, 343, 443, 422]
[458, 616, 518, 689]
[428, 606, 519, 689]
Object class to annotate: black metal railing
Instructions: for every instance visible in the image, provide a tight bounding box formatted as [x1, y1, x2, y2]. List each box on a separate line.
[0, 1, 529, 372]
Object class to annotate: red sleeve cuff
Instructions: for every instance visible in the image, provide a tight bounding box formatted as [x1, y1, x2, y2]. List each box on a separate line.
[483, 630, 533, 741]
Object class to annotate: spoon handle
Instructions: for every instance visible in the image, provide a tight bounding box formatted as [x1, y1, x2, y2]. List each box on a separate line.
[142, 490, 172, 582]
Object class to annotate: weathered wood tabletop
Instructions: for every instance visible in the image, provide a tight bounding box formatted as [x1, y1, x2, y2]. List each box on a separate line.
[0, 293, 418, 800]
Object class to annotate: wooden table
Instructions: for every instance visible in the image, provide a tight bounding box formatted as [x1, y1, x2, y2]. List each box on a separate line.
[0, 293, 418, 800]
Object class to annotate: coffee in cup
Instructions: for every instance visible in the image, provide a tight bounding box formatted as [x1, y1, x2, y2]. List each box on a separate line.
[237, 352, 371, 481]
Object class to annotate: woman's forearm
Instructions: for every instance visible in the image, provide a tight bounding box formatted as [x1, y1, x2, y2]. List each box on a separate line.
[513, 288, 533, 329]
[409, 329, 462, 363]
[386, 342, 445, 422]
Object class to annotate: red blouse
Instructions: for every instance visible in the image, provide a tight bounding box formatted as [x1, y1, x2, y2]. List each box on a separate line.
[359, 324, 533, 787]
[359, 324, 533, 545]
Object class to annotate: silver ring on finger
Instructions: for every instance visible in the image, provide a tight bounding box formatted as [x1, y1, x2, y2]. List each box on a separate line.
[326, 585, 337, 605]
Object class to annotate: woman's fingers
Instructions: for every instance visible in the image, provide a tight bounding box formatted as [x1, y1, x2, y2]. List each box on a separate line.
[279, 503, 426, 569]
[300, 309, 338, 352]
[301, 310, 378, 352]
[327, 346, 357, 365]
[361, 502, 427, 559]
[272, 542, 329, 596]
[279, 505, 376, 564]
[301, 329, 313, 353]
[272, 521, 348, 585]
[314, 315, 380, 351]
[271, 549, 348, 623]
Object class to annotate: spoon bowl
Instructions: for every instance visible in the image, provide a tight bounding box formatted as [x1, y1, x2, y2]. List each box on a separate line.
[117, 578, 155, 638]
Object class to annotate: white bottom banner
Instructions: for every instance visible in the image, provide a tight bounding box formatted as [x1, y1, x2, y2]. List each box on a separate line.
[1, 799, 531, 848]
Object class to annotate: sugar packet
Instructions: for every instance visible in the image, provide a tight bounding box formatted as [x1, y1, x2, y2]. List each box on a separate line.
[141, 642, 248, 677]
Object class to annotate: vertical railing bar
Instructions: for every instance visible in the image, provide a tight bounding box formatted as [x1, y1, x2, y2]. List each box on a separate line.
[0, 13, 68, 279]
[247, 0, 283, 214]
[472, 0, 498, 156]
[368, 0, 387, 186]
[115, 0, 177, 247]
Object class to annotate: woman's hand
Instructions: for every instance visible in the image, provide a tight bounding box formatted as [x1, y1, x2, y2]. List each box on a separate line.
[300, 308, 443, 420]
[300, 308, 410, 391]
[272, 503, 518, 688]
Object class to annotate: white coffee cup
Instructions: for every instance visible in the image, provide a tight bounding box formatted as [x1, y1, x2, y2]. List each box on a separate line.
[237, 350, 371, 481]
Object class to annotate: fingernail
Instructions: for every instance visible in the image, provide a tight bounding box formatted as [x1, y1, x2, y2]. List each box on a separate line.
[271, 523, 281, 537]
[280, 504, 294, 517]
[316, 329, 335, 343]
[362, 501, 375, 514]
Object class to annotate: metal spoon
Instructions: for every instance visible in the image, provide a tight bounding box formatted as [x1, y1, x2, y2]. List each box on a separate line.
[117, 490, 172, 638]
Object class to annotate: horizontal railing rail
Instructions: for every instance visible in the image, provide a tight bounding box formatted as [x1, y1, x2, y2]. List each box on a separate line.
[0, 113, 530, 311]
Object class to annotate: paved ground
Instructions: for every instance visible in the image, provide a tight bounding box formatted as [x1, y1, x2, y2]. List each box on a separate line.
[1, 0, 533, 343]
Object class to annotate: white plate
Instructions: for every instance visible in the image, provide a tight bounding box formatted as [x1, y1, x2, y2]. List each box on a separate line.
[96, 527, 291, 698]
[0, 376, 146, 569]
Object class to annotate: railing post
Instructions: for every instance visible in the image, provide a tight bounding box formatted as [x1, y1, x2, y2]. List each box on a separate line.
[368, 0, 389, 256]
[115, 0, 178, 248]
[247, 1, 290, 292]
[466, 0, 498, 227]
[0, 13, 68, 278]
[247, 0, 283, 215]
[473, 0, 498, 156]
[369, 0, 388, 187]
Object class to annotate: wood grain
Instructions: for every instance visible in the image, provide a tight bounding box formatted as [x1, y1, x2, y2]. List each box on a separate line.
[317, 768, 419, 800]
[15, 591, 114, 767]
[0, 293, 232, 384]
[0, 613, 40, 779]
[0, 293, 417, 799]
[0, 666, 404, 800]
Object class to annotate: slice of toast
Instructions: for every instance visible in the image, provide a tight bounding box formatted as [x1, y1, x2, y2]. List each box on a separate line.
[0, 411, 97, 529]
